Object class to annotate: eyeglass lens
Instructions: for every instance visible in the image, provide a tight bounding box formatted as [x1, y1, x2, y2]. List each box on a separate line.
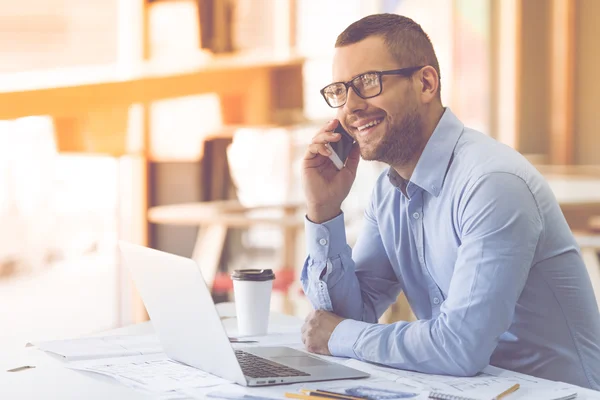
[323, 72, 381, 107]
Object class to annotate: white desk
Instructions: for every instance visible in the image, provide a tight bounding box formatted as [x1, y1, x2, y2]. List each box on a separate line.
[0, 324, 152, 399]
[2, 304, 599, 399]
[542, 167, 600, 231]
[0, 304, 300, 399]
[547, 175, 600, 211]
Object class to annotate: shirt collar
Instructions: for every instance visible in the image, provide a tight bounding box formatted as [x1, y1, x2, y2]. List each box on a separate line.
[387, 108, 464, 197]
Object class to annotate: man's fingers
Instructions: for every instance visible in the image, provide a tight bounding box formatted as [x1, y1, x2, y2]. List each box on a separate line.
[307, 143, 332, 158]
[311, 131, 341, 145]
[343, 142, 361, 173]
[301, 318, 309, 345]
[303, 146, 322, 162]
[311, 119, 341, 144]
[305, 310, 316, 322]
[324, 119, 339, 132]
[304, 120, 343, 161]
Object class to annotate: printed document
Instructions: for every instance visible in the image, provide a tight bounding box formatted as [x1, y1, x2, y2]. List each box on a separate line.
[343, 359, 579, 400]
[67, 352, 228, 393]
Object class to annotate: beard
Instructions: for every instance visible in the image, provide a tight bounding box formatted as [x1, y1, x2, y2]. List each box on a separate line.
[360, 104, 424, 166]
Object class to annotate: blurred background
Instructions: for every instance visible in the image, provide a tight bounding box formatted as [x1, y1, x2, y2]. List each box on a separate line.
[1, 0, 599, 350]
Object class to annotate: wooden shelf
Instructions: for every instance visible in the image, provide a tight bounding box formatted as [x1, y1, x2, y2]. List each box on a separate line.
[0, 51, 305, 122]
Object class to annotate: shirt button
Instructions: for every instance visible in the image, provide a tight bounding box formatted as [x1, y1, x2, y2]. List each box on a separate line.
[433, 297, 440, 305]
[319, 238, 328, 246]
[412, 212, 420, 219]
[419, 256, 425, 263]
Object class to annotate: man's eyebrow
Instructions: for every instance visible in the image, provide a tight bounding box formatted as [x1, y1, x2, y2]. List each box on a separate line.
[331, 70, 374, 83]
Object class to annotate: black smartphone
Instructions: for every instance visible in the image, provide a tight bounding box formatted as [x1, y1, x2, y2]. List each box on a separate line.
[325, 123, 355, 170]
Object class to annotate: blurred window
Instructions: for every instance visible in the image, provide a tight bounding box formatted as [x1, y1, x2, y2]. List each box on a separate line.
[0, 0, 118, 73]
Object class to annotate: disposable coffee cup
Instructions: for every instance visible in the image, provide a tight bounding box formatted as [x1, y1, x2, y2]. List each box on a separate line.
[231, 269, 275, 336]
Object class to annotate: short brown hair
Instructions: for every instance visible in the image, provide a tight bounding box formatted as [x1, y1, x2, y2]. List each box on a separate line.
[336, 13, 441, 98]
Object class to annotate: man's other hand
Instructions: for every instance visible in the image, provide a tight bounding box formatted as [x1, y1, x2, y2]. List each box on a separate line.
[301, 310, 345, 355]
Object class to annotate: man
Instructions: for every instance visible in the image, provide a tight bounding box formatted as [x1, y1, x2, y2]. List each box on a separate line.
[300, 13, 600, 390]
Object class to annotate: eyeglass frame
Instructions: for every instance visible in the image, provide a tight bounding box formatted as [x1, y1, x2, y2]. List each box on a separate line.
[320, 65, 426, 108]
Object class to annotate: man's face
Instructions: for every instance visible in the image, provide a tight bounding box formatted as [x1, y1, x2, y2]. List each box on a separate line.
[332, 36, 423, 165]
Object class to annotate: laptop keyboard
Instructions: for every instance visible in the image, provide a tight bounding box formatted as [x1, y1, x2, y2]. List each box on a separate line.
[235, 350, 310, 378]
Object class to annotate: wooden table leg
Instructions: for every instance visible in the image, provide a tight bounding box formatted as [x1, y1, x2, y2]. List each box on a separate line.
[380, 292, 416, 324]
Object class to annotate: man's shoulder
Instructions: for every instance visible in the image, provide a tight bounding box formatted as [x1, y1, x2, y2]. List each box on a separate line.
[450, 128, 540, 187]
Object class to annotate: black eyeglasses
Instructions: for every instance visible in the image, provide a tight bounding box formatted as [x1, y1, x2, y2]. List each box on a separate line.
[320, 66, 425, 108]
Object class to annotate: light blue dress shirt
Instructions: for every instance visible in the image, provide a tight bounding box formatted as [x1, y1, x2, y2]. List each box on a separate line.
[301, 108, 600, 390]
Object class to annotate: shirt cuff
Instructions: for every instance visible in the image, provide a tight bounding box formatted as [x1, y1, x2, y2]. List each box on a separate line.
[304, 213, 348, 262]
[327, 319, 371, 358]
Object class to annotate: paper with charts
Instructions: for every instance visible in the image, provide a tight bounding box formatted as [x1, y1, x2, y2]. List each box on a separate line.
[342, 359, 579, 400]
[67, 353, 229, 394]
[182, 375, 429, 400]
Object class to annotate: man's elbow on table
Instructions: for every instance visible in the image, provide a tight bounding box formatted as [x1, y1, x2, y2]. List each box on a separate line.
[425, 326, 494, 377]
[441, 355, 488, 377]
[401, 345, 490, 377]
[369, 320, 495, 377]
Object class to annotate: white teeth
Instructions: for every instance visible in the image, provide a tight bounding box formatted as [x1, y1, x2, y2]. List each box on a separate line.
[358, 119, 382, 131]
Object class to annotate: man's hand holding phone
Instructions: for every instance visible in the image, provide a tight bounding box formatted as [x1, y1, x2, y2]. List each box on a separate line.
[302, 120, 360, 224]
[325, 123, 356, 170]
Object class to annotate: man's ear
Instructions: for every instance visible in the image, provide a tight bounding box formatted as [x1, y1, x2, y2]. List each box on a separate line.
[417, 66, 439, 104]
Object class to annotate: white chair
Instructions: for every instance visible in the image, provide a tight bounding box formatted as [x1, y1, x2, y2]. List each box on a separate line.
[0, 117, 58, 274]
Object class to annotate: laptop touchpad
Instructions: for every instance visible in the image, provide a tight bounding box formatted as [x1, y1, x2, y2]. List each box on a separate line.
[273, 356, 329, 368]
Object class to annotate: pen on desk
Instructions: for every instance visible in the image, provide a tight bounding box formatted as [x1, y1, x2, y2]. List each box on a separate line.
[7, 365, 35, 372]
[300, 389, 366, 400]
[494, 383, 520, 400]
[284, 393, 336, 400]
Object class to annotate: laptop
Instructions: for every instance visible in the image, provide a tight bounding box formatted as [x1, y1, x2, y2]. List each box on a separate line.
[118, 241, 369, 387]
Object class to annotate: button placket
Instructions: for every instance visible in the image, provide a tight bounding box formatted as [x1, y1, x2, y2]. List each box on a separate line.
[429, 286, 444, 310]
[414, 197, 425, 267]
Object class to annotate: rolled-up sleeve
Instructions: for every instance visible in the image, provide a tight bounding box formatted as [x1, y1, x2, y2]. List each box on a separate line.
[301, 194, 402, 357]
[301, 213, 350, 312]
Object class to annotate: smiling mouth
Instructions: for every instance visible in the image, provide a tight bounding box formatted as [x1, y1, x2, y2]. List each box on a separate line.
[353, 119, 385, 138]
[357, 119, 383, 132]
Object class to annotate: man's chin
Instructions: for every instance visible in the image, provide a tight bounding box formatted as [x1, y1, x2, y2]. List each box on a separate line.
[358, 139, 385, 162]
[359, 149, 380, 162]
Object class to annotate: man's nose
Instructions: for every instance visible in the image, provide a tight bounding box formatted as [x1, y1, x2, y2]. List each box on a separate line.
[343, 87, 367, 114]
